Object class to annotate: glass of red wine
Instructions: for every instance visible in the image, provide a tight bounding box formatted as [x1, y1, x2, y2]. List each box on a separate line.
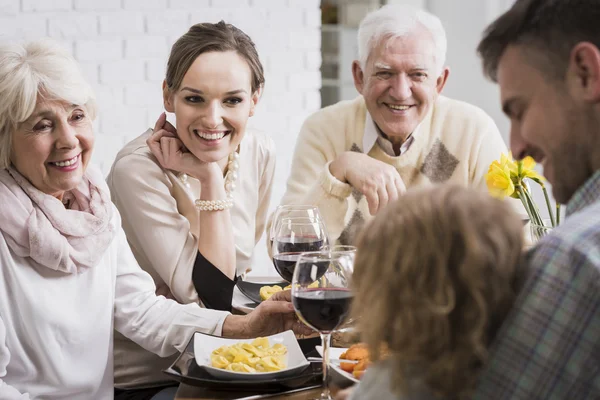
[291, 250, 354, 400]
[271, 217, 329, 282]
[269, 205, 325, 250]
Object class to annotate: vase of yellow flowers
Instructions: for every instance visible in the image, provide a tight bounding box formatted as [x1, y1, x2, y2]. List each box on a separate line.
[485, 153, 560, 242]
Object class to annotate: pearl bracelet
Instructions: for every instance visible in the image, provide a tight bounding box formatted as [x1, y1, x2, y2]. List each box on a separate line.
[195, 198, 233, 211]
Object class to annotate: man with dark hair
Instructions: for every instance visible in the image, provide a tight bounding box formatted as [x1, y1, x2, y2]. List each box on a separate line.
[472, 0, 600, 398]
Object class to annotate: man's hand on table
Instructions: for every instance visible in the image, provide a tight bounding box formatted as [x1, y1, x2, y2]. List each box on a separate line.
[222, 290, 313, 338]
[329, 152, 406, 215]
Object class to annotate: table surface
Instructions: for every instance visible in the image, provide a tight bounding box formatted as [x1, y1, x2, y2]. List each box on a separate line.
[176, 277, 351, 399]
[175, 384, 337, 399]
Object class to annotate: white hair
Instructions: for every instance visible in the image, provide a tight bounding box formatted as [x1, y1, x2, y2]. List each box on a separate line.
[357, 4, 448, 75]
[0, 39, 97, 169]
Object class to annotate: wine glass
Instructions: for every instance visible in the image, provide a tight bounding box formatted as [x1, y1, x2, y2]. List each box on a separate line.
[271, 217, 329, 282]
[327, 245, 356, 254]
[269, 205, 325, 249]
[292, 250, 354, 400]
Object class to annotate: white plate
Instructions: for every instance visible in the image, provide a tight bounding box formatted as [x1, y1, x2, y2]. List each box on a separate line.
[315, 345, 359, 384]
[194, 330, 310, 381]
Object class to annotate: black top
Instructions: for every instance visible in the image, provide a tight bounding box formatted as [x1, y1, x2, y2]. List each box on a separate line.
[192, 251, 237, 312]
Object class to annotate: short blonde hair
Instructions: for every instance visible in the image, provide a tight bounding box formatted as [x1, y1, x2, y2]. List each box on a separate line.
[0, 39, 97, 169]
[352, 185, 523, 399]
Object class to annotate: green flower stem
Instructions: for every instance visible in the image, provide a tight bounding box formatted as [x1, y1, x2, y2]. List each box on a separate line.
[517, 185, 539, 226]
[526, 188, 545, 227]
[518, 192, 533, 220]
[556, 204, 561, 226]
[519, 185, 543, 226]
[541, 185, 556, 227]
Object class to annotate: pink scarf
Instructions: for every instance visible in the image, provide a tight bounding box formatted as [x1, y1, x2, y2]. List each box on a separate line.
[0, 165, 117, 274]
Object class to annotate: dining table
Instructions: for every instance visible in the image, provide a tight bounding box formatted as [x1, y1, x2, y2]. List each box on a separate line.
[175, 384, 330, 399]
[171, 276, 355, 400]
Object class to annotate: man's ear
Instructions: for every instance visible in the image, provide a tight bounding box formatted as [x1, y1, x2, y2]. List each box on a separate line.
[249, 86, 263, 117]
[435, 67, 450, 94]
[568, 42, 600, 103]
[162, 80, 175, 113]
[352, 60, 365, 94]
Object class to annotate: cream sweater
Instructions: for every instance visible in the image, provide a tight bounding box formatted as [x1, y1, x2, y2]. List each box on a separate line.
[277, 95, 510, 245]
[106, 129, 275, 388]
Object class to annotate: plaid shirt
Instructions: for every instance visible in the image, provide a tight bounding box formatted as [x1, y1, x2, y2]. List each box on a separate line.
[472, 170, 600, 400]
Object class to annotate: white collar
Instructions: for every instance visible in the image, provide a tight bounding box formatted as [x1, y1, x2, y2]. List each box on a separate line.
[362, 111, 419, 156]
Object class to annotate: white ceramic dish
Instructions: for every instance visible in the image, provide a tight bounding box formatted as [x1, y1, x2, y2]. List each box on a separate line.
[315, 345, 359, 384]
[194, 330, 310, 381]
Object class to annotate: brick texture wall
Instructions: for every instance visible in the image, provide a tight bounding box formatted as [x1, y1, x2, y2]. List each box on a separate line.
[1, 0, 322, 276]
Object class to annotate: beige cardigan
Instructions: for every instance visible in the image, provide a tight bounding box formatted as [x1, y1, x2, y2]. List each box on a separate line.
[106, 129, 276, 389]
[274, 95, 512, 245]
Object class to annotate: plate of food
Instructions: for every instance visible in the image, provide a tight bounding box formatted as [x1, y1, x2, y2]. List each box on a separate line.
[236, 280, 290, 304]
[163, 334, 321, 391]
[316, 343, 371, 386]
[194, 330, 310, 381]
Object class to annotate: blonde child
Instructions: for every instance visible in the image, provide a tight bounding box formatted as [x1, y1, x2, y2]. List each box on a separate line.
[349, 185, 524, 400]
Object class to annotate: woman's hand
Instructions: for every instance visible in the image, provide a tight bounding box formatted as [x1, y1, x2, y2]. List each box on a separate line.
[147, 113, 221, 182]
[222, 290, 313, 338]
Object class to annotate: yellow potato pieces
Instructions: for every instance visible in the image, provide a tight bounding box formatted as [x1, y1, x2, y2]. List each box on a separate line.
[259, 285, 283, 301]
[260, 282, 321, 301]
[210, 338, 287, 373]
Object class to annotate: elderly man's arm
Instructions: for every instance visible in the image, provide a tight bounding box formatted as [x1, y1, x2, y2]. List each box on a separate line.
[470, 114, 528, 221]
[469, 114, 508, 190]
[472, 234, 600, 399]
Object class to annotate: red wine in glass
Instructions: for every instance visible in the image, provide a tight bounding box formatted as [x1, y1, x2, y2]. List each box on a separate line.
[272, 253, 300, 282]
[292, 288, 353, 333]
[292, 251, 354, 400]
[272, 236, 325, 282]
[276, 236, 324, 253]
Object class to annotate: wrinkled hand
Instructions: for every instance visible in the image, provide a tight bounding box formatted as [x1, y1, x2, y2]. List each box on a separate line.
[147, 113, 219, 181]
[244, 290, 313, 337]
[330, 152, 406, 215]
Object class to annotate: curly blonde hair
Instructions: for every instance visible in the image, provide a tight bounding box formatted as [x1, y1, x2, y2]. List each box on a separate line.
[352, 184, 524, 399]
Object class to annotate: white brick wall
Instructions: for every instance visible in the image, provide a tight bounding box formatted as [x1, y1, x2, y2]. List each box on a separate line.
[2, 0, 322, 277]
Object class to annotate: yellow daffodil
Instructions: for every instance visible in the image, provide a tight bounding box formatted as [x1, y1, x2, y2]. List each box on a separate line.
[518, 156, 545, 185]
[486, 160, 515, 198]
[501, 152, 519, 177]
[486, 152, 560, 232]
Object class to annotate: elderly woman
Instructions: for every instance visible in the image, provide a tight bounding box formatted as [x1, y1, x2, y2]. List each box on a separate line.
[0, 39, 308, 400]
[106, 21, 280, 394]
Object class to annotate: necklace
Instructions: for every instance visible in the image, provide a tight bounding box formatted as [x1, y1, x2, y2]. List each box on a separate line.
[179, 151, 240, 210]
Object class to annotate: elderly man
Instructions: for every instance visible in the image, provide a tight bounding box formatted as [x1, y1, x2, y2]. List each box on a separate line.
[275, 4, 509, 245]
[471, 0, 600, 398]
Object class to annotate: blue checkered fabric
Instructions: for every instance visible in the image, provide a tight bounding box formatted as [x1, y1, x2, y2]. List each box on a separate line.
[472, 170, 600, 400]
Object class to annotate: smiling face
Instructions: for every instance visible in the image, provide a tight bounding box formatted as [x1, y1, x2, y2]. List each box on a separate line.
[497, 45, 600, 204]
[10, 99, 94, 201]
[164, 50, 260, 165]
[353, 30, 449, 144]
